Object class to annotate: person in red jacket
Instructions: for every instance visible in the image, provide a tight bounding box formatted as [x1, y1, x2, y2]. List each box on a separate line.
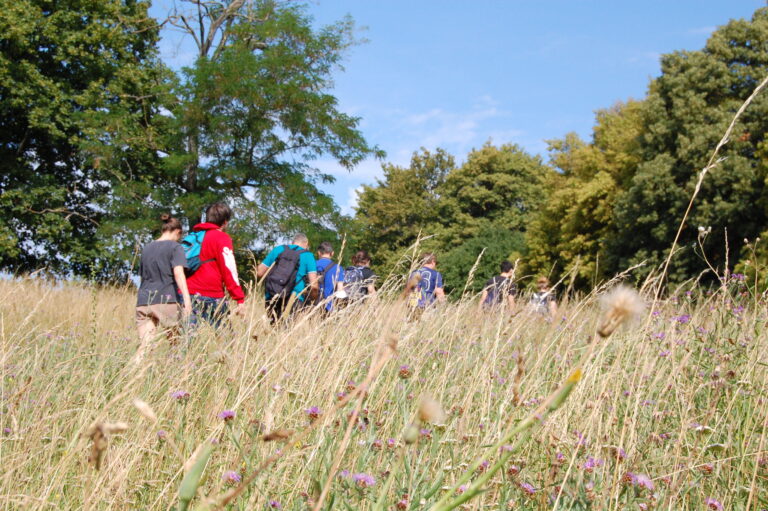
[186, 202, 246, 326]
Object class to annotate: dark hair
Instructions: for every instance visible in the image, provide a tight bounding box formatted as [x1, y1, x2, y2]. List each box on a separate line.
[352, 250, 371, 265]
[420, 252, 437, 265]
[160, 213, 182, 233]
[205, 202, 232, 226]
[500, 260, 513, 273]
[318, 241, 334, 255]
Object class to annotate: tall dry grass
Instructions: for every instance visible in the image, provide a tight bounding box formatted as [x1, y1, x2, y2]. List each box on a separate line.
[0, 276, 766, 510]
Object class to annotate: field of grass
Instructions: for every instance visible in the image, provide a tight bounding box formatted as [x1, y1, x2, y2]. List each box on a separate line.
[1, 275, 766, 510]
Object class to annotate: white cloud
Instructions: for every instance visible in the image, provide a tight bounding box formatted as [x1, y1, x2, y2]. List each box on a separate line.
[342, 186, 364, 215]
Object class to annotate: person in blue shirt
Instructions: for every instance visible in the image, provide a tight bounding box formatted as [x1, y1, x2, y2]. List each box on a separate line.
[257, 233, 318, 322]
[408, 252, 445, 309]
[315, 241, 345, 313]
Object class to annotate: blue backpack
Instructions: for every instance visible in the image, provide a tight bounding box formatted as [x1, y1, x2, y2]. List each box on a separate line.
[180, 230, 215, 275]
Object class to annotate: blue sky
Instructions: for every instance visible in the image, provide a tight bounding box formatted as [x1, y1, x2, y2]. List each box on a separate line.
[149, 1, 765, 214]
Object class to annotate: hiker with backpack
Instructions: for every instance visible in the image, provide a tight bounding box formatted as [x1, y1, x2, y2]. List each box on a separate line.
[257, 233, 318, 322]
[408, 252, 445, 310]
[479, 260, 517, 312]
[315, 241, 345, 313]
[529, 276, 557, 318]
[136, 214, 193, 344]
[184, 203, 246, 327]
[343, 250, 377, 304]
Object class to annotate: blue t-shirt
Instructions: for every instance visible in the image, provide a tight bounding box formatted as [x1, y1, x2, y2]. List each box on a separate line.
[410, 266, 443, 307]
[316, 257, 345, 310]
[263, 244, 317, 301]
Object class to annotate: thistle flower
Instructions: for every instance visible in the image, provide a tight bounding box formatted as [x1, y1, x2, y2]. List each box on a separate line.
[597, 286, 644, 338]
[217, 410, 235, 421]
[519, 482, 536, 497]
[305, 406, 321, 421]
[398, 365, 413, 379]
[171, 390, 190, 401]
[705, 497, 723, 510]
[268, 500, 282, 509]
[352, 472, 376, 488]
[222, 470, 241, 485]
[157, 430, 167, 440]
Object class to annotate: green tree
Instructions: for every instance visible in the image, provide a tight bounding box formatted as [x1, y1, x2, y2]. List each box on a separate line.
[352, 148, 454, 270]
[526, 100, 644, 288]
[439, 226, 526, 295]
[0, 0, 168, 278]
[163, 0, 382, 250]
[611, 8, 768, 284]
[431, 142, 553, 248]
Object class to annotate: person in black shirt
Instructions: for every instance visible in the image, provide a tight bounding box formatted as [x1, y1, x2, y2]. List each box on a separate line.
[479, 260, 517, 312]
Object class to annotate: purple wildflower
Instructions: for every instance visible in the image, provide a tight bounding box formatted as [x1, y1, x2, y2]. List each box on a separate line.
[705, 497, 723, 510]
[456, 484, 468, 495]
[386, 437, 396, 449]
[633, 473, 654, 490]
[519, 481, 536, 497]
[305, 406, 322, 421]
[675, 315, 691, 324]
[398, 365, 412, 379]
[338, 470, 350, 479]
[582, 456, 604, 473]
[659, 350, 671, 357]
[352, 473, 376, 488]
[171, 390, 190, 400]
[218, 410, 235, 421]
[3, 427, 11, 435]
[268, 500, 282, 509]
[156, 430, 167, 440]
[222, 470, 241, 485]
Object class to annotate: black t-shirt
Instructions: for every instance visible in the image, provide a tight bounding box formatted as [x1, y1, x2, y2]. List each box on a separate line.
[345, 266, 377, 296]
[482, 276, 517, 305]
[137, 240, 187, 306]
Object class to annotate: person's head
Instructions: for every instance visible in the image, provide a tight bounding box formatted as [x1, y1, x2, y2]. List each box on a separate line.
[160, 214, 182, 240]
[206, 202, 232, 228]
[352, 250, 371, 266]
[420, 252, 437, 268]
[500, 260, 514, 274]
[292, 232, 309, 249]
[536, 276, 550, 290]
[317, 241, 334, 258]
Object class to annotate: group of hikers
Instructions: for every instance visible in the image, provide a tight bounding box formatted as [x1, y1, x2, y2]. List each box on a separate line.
[135, 203, 557, 341]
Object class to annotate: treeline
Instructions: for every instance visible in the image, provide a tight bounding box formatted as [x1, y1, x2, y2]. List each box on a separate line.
[1, 0, 379, 280]
[349, 8, 768, 292]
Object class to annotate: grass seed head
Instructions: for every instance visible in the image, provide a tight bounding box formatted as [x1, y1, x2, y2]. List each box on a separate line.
[418, 395, 446, 424]
[598, 285, 645, 338]
[133, 399, 157, 423]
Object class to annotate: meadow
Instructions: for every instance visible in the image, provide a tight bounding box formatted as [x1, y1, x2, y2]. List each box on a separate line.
[0, 274, 765, 510]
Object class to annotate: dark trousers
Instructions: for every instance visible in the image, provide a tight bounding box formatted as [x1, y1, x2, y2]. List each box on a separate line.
[191, 295, 228, 328]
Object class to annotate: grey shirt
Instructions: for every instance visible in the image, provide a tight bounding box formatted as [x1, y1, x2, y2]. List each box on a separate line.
[137, 240, 187, 306]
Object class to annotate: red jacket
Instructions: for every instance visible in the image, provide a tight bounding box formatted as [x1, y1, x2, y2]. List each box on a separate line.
[186, 223, 245, 303]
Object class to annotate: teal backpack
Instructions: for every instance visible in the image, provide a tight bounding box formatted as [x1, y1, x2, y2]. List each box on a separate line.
[180, 231, 215, 275]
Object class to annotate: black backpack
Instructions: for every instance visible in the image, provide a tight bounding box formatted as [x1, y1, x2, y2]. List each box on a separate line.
[344, 266, 368, 300]
[317, 262, 338, 299]
[265, 246, 309, 300]
[483, 276, 509, 306]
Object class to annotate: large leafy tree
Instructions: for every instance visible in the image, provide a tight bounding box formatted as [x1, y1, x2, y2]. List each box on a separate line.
[161, 0, 382, 250]
[431, 142, 553, 246]
[526, 100, 644, 288]
[611, 8, 768, 284]
[0, 0, 168, 278]
[352, 148, 454, 269]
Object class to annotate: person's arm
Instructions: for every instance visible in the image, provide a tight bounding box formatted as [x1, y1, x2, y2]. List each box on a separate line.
[257, 263, 269, 279]
[479, 289, 488, 311]
[548, 296, 558, 317]
[216, 237, 245, 305]
[435, 272, 446, 302]
[506, 293, 516, 311]
[173, 266, 193, 317]
[307, 272, 319, 301]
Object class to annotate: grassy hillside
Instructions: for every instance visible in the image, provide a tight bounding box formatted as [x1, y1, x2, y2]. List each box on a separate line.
[0, 277, 765, 510]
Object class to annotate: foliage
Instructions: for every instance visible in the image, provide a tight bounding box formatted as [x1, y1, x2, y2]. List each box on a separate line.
[611, 8, 768, 284]
[352, 148, 454, 270]
[164, 0, 383, 251]
[438, 225, 525, 295]
[526, 101, 644, 288]
[0, 0, 167, 278]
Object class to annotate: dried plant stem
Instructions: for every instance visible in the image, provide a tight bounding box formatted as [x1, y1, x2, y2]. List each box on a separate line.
[653, 72, 768, 307]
